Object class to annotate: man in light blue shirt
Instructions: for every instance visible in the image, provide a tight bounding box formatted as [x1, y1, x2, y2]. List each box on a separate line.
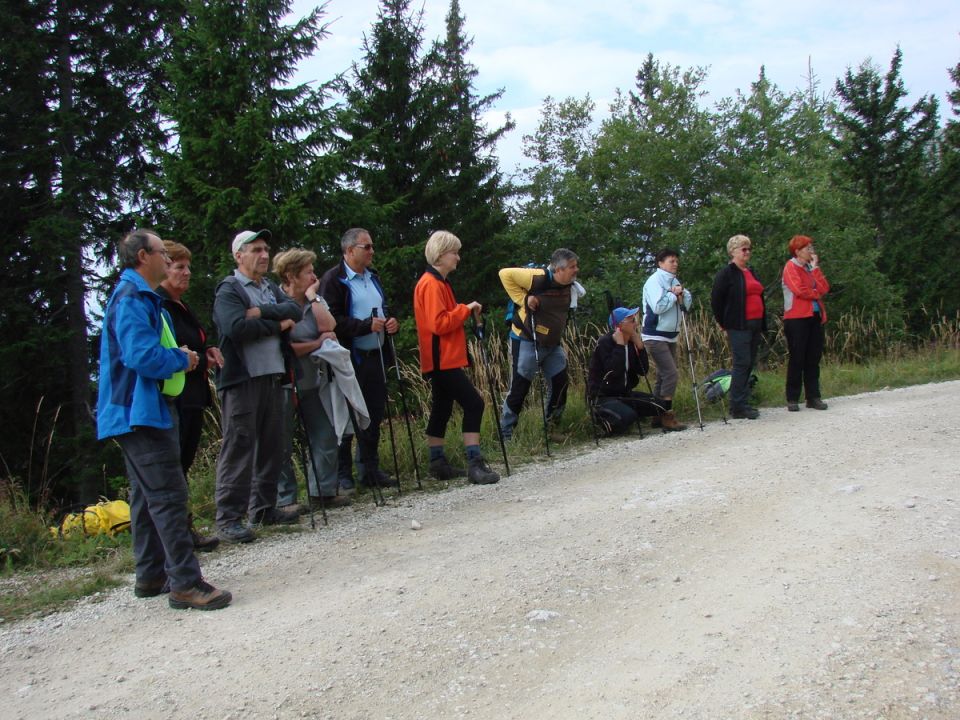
[320, 228, 399, 489]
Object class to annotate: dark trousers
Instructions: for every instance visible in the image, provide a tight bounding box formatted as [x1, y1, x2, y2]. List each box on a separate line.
[176, 404, 204, 478]
[784, 314, 824, 402]
[595, 392, 665, 435]
[354, 350, 387, 474]
[117, 417, 201, 591]
[215, 375, 284, 527]
[726, 319, 762, 411]
[426, 368, 484, 437]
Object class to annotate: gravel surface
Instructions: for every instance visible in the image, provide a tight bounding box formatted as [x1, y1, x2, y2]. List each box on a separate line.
[2, 381, 959, 719]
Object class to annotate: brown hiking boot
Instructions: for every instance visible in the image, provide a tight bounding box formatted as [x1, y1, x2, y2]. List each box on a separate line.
[659, 410, 687, 432]
[169, 579, 232, 611]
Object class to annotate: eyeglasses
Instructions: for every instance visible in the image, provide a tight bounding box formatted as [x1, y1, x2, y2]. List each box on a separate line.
[353, 243, 374, 251]
[146, 246, 169, 258]
[740, 247, 752, 253]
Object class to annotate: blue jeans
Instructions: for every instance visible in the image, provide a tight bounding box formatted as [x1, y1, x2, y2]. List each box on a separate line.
[726, 320, 762, 411]
[117, 416, 201, 591]
[500, 338, 568, 437]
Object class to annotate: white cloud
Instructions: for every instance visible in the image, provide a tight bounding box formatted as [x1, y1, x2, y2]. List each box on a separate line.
[290, 0, 960, 171]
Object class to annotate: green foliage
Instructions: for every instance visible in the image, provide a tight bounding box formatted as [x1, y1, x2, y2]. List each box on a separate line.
[831, 48, 941, 325]
[155, 0, 343, 326]
[1, 0, 173, 501]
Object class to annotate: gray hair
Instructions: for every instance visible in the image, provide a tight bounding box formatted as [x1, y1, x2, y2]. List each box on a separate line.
[424, 230, 461, 265]
[341, 228, 371, 254]
[548, 248, 579, 272]
[727, 234, 751, 257]
[119, 229, 160, 270]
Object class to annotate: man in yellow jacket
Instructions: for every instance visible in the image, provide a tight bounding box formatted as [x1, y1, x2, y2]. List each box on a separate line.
[498, 248, 580, 441]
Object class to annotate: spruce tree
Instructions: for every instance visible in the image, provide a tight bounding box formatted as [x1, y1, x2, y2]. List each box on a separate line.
[929, 59, 960, 317]
[156, 0, 341, 323]
[339, 0, 439, 315]
[1, 0, 169, 500]
[424, 0, 514, 307]
[832, 48, 939, 320]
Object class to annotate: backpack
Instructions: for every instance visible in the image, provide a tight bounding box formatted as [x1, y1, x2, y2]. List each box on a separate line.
[702, 369, 732, 403]
[702, 369, 758, 403]
[52, 499, 131, 538]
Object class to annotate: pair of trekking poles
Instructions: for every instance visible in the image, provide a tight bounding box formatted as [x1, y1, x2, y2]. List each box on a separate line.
[600, 289, 706, 434]
[292, 308, 422, 518]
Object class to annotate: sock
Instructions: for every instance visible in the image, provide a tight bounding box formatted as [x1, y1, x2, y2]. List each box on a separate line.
[662, 398, 673, 411]
[429, 446, 445, 462]
[465, 445, 482, 461]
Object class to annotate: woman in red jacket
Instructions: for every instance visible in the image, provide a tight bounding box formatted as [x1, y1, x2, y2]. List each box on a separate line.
[782, 235, 830, 412]
[413, 231, 499, 485]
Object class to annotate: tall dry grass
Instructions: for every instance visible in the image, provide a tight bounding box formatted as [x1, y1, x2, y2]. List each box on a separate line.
[180, 308, 960, 500]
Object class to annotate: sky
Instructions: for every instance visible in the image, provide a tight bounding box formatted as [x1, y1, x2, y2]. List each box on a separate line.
[289, 0, 960, 174]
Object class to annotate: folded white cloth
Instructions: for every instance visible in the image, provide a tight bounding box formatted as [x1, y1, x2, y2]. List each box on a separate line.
[310, 339, 370, 439]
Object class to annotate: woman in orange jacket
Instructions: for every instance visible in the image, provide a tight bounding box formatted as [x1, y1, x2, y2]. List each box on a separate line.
[413, 231, 499, 484]
[782, 235, 831, 412]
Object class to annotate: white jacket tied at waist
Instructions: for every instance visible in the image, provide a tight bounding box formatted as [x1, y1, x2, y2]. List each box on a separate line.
[309, 339, 371, 440]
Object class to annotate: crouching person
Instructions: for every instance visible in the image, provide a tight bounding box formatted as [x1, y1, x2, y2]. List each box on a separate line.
[97, 229, 231, 610]
[587, 307, 667, 436]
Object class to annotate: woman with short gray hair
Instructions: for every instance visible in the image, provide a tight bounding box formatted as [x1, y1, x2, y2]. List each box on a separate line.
[710, 234, 766, 419]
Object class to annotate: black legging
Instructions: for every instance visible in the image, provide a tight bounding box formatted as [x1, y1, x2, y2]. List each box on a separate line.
[426, 368, 484, 437]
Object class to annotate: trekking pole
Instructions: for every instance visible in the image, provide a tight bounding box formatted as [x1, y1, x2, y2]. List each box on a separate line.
[472, 311, 511, 476]
[383, 305, 422, 490]
[348, 403, 384, 506]
[528, 310, 552, 457]
[679, 306, 705, 431]
[372, 308, 402, 493]
[291, 380, 327, 527]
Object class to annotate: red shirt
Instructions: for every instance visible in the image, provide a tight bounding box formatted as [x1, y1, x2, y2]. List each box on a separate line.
[742, 268, 764, 321]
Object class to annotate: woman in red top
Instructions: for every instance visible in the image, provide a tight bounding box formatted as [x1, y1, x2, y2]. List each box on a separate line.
[782, 235, 830, 412]
[413, 231, 498, 485]
[710, 234, 767, 419]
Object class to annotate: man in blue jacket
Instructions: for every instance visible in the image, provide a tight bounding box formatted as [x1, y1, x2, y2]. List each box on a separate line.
[97, 229, 231, 610]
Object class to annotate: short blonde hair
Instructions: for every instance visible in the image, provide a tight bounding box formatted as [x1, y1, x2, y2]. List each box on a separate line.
[272, 248, 316, 284]
[424, 230, 461, 266]
[163, 240, 191, 263]
[727, 234, 752, 257]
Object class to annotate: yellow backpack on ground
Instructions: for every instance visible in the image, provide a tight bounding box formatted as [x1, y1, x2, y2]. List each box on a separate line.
[52, 499, 131, 538]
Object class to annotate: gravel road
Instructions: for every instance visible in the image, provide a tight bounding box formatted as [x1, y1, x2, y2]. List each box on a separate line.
[2, 381, 959, 719]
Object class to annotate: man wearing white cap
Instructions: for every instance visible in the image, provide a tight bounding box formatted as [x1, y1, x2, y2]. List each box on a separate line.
[212, 229, 303, 543]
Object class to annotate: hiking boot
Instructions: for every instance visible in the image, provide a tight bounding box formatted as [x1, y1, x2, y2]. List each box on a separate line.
[252, 506, 301, 526]
[650, 415, 662, 429]
[134, 576, 169, 598]
[309, 495, 352, 510]
[364, 469, 396, 489]
[190, 525, 220, 553]
[787, 402, 800, 412]
[467, 455, 500, 485]
[169, 579, 232, 611]
[218, 521, 256, 544]
[429, 457, 467, 480]
[659, 410, 687, 432]
[731, 406, 760, 420]
[806, 398, 828, 410]
[278, 502, 309, 516]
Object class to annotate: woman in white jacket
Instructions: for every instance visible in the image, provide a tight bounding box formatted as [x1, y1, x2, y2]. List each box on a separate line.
[640, 248, 691, 431]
